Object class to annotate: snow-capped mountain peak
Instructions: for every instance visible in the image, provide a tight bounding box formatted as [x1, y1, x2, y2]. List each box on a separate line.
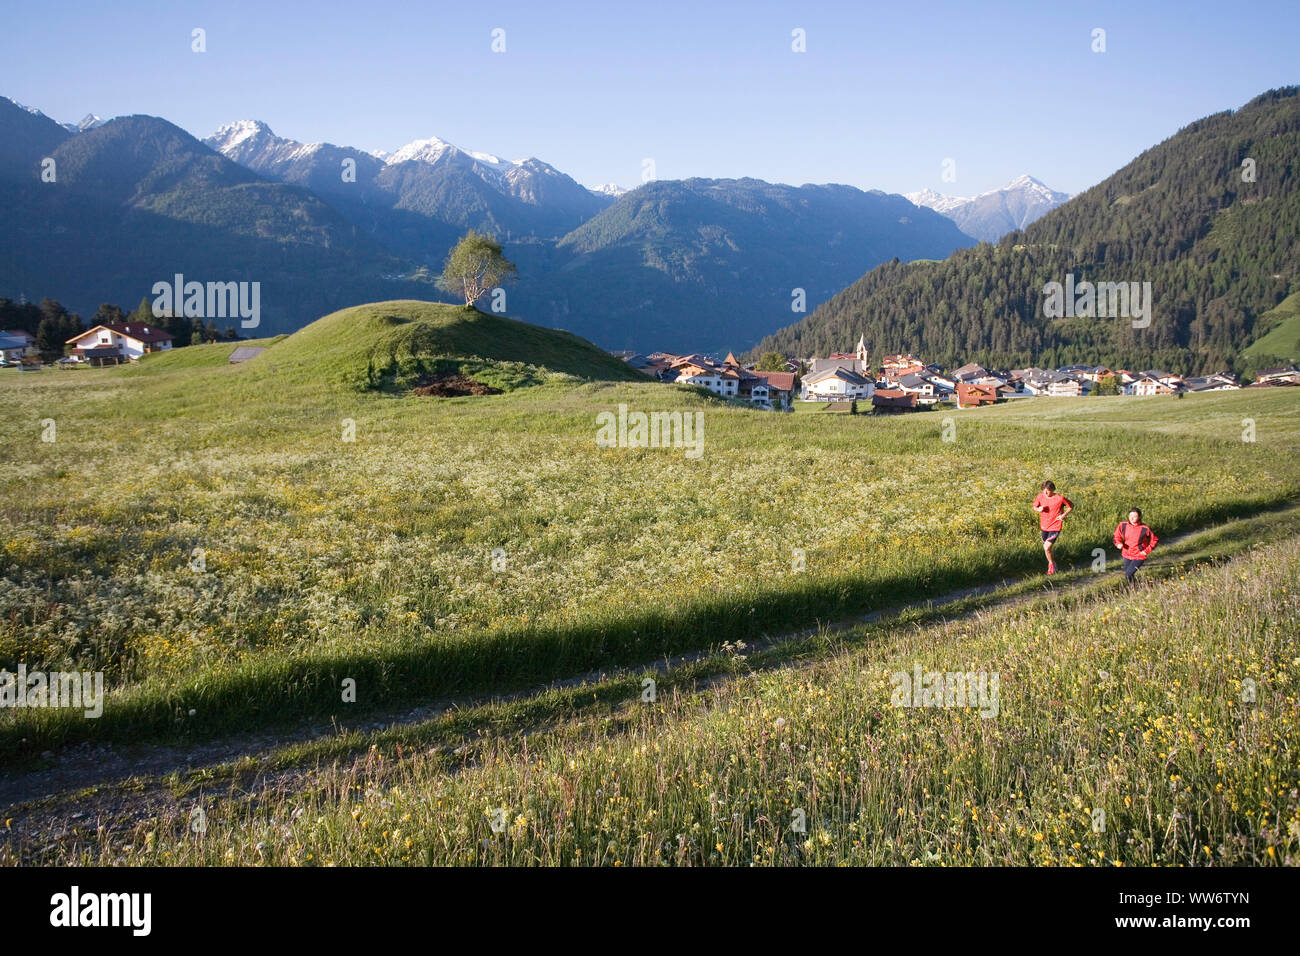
[387, 135, 507, 168]
[202, 117, 616, 231]
[904, 186, 967, 215]
[210, 119, 273, 150]
[6, 99, 102, 132]
[905, 174, 1070, 241]
[1002, 173, 1060, 203]
[210, 120, 573, 186]
[38, 111, 109, 133]
[205, 120, 333, 167]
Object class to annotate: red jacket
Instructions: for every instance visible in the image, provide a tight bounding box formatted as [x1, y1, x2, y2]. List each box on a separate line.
[1114, 521, 1158, 559]
[1033, 492, 1072, 531]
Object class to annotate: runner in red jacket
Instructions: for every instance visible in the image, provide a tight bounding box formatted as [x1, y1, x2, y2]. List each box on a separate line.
[1032, 480, 1073, 575]
[1113, 508, 1158, 583]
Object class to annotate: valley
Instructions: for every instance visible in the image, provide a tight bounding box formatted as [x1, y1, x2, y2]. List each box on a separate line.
[1, 3, 1297, 887]
[1, 321, 1296, 864]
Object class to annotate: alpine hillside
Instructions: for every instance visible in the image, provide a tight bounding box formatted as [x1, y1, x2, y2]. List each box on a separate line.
[512, 177, 975, 352]
[0, 97, 425, 334]
[754, 88, 1300, 377]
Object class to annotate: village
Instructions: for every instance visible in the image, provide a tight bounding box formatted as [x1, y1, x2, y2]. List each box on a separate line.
[3, 323, 1300, 408]
[610, 335, 1300, 412]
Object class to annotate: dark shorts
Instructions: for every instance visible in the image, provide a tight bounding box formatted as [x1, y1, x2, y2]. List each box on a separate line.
[1041, 530, 1060, 542]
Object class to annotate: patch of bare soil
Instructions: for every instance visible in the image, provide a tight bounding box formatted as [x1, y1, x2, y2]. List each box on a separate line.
[411, 373, 502, 397]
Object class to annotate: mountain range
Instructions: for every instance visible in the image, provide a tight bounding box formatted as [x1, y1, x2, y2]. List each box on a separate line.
[905, 175, 1070, 242]
[11, 90, 1291, 370]
[204, 120, 614, 252]
[0, 98, 417, 331]
[203, 121, 976, 349]
[0, 98, 975, 350]
[518, 177, 973, 348]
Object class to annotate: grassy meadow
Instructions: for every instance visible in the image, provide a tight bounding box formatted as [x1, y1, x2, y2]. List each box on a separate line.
[1, 303, 1298, 762]
[12, 512, 1300, 866]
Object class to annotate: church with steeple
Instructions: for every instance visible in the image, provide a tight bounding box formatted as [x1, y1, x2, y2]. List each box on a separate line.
[854, 335, 869, 366]
[816, 334, 870, 375]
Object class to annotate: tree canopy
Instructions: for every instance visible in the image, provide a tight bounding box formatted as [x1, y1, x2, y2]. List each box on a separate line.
[436, 230, 517, 308]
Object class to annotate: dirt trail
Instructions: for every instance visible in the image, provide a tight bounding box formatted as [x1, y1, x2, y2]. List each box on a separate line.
[1, 506, 1293, 827]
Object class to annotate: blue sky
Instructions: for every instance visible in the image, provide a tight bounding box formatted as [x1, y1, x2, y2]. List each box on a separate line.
[2, 0, 1296, 196]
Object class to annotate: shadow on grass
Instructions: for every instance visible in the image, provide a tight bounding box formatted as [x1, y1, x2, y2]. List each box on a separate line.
[133, 503, 1300, 802]
[2, 492, 1295, 761]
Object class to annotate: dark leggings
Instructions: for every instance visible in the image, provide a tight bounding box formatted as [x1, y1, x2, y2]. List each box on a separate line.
[1123, 557, 1145, 582]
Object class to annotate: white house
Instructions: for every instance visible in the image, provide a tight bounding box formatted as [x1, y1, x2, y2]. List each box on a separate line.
[1129, 376, 1176, 396]
[676, 368, 737, 398]
[1021, 372, 1062, 395]
[671, 357, 741, 399]
[67, 323, 173, 362]
[897, 373, 944, 406]
[1131, 369, 1185, 389]
[801, 366, 874, 402]
[921, 371, 957, 392]
[1184, 374, 1239, 391]
[895, 372, 937, 398]
[1046, 378, 1087, 397]
[1254, 365, 1300, 385]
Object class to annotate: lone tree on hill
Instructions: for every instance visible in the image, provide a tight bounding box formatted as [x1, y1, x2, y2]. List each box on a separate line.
[437, 230, 517, 308]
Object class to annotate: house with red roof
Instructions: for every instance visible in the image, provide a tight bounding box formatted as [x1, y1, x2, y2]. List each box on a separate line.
[749, 369, 798, 409]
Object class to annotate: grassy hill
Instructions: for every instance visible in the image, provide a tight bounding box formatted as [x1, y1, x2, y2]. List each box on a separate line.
[247, 300, 644, 390]
[1, 347, 1298, 867]
[1241, 289, 1300, 372]
[124, 336, 286, 372]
